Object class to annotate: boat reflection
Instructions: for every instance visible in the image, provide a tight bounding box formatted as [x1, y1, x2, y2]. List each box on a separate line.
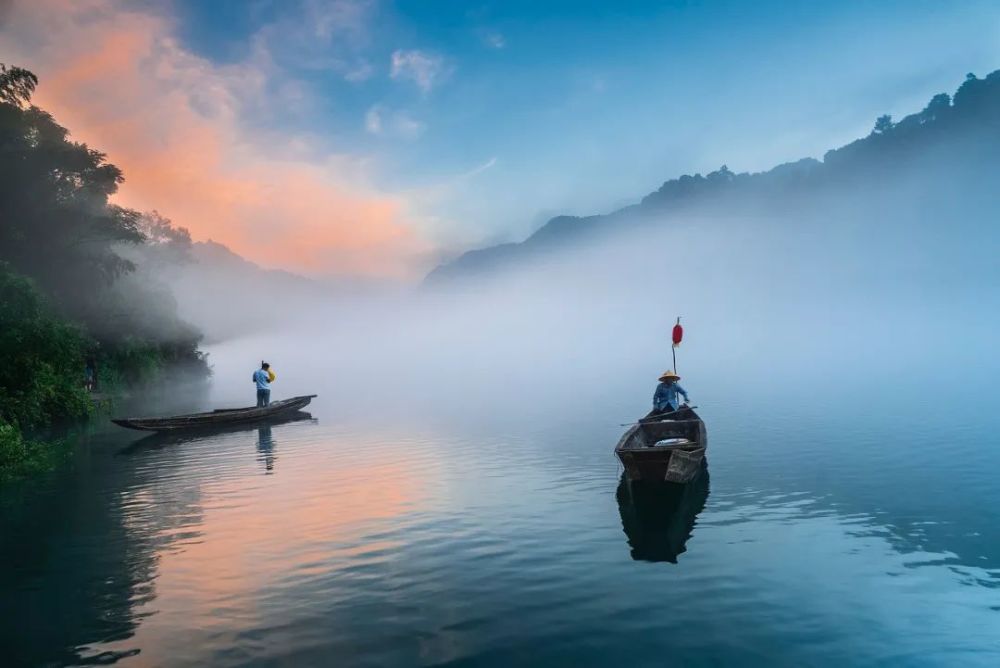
[117, 411, 315, 456]
[616, 463, 710, 563]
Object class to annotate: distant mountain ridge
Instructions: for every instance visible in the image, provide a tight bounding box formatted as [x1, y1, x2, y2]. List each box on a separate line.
[144, 239, 324, 343]
[426, 69, 1000, 284]
[188, 240, 318, 290]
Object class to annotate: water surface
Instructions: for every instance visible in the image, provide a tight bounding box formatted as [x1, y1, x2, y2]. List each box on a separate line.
[2, 351, 999, 667]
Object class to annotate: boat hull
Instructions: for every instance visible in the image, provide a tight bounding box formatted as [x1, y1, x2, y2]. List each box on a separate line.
[614, 407, 707, 483]
[112, 395, 317, 432]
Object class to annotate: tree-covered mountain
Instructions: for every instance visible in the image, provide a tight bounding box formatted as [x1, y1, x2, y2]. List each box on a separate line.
[426, 69, 1000, 284]
[141, 236, 322, 343]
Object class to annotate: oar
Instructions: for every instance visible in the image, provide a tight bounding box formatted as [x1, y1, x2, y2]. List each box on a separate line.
[619, 405, 697, 427]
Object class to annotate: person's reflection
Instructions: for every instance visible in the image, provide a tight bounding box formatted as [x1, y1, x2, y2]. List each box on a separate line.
[256, 425, 276, 473]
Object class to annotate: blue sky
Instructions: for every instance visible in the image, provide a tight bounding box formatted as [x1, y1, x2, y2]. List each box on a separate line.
[161, 0, 1000, 250]
[7, 0, 998, 275]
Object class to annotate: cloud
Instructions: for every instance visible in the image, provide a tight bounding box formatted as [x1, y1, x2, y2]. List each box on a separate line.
[461, 156, 497, 179]
[0, 0, 430, 278]
[344, 60, 374, 82]
[251, 0, 376, 82]
[390, 49, 449, 93]
[364, 106, 384, 134]
[482, 31, 506, 49]
[365, 105, 425, 139]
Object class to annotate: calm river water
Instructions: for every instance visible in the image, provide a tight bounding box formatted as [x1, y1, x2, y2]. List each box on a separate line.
[2, 336, 999, 667]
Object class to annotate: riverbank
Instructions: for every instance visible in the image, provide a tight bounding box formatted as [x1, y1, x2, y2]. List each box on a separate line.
[0, 374, 210, 482]
[0, 426, 71, 481]
[0, 272, 210, 480]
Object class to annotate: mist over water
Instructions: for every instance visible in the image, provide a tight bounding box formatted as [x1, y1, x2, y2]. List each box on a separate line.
[201, 157, 999, 426]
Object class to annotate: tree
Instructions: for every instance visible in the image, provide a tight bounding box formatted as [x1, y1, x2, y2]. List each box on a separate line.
[0, 64, 37, 108]
[0, 67, 145, 320]
[872, 114, 894, 135]
[0, 263, 91, 428]
[920, 93, 951, 123]
[0, 64, 208, 386]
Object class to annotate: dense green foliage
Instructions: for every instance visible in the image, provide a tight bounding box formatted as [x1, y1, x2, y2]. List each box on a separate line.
[1, 66, 143, 322]
[0, 63, 209, 477]
[0, 423, 72, 480]
[0, 265, 92, 429]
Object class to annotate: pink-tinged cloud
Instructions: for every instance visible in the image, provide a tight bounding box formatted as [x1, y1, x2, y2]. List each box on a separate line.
[0, 0, 429, 278]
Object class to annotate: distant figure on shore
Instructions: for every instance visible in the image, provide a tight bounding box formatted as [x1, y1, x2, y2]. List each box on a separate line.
[652, 370, 689, 415]
[84, 357, 97, 392]
[253, 361, 274, 407]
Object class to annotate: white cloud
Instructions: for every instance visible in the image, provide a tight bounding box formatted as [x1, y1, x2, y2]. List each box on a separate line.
[344, 60, 374, 82]
[483, 32, 506, 49]
[364, 106, 383, 134]
[393, 112, 425, 139]
[390, 49, 449, 93]
[462, 156, 497, 179]
[251, 0, 376, 83]
[365, 104, 425, 139]
[307, 0, 371, 42]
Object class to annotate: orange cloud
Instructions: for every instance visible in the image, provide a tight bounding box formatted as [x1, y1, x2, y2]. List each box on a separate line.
[1, 0, 429, 278]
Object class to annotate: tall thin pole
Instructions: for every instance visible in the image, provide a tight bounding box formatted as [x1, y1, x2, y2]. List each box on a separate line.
[671, 316, 681, 373]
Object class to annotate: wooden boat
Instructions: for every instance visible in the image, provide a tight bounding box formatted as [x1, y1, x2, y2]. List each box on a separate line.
[112, 395, 318, 432]
[614, 406, 707, 483]
[117, 411, 315, 455]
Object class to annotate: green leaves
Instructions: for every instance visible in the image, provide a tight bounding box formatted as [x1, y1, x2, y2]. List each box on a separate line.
[0, 423, 72, 481]
[0, 264, 91, 429]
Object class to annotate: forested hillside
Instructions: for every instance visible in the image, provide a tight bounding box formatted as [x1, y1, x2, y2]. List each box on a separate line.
[0, 64, 208, 476]
[427, 70, 1000, 284]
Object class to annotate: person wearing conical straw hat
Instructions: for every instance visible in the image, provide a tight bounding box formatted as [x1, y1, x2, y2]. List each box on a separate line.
[652, 370, 689, 415]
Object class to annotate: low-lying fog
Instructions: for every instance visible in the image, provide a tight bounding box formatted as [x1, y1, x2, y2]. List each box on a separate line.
[190, 167, 999, 428]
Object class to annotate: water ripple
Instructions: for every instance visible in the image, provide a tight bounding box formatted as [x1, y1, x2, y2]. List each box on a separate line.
[3, 392, 1000, 666]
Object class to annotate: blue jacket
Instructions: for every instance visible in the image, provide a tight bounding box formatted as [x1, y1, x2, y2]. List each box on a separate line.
[653, 381, 689, 411]
[253, 369, 271, 391]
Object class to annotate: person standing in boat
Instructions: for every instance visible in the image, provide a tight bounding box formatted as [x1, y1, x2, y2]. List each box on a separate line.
[652, 370, 689, 415]
[253, 361, 273, 407]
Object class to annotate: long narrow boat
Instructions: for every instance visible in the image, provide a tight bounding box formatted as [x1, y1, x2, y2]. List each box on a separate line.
[614, 406, 707, 483]
[112, 395, 318, 432]
[116, 411, 316, 455]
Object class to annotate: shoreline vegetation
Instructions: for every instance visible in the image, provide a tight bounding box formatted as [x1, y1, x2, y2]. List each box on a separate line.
[0, 64, 210, 480]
